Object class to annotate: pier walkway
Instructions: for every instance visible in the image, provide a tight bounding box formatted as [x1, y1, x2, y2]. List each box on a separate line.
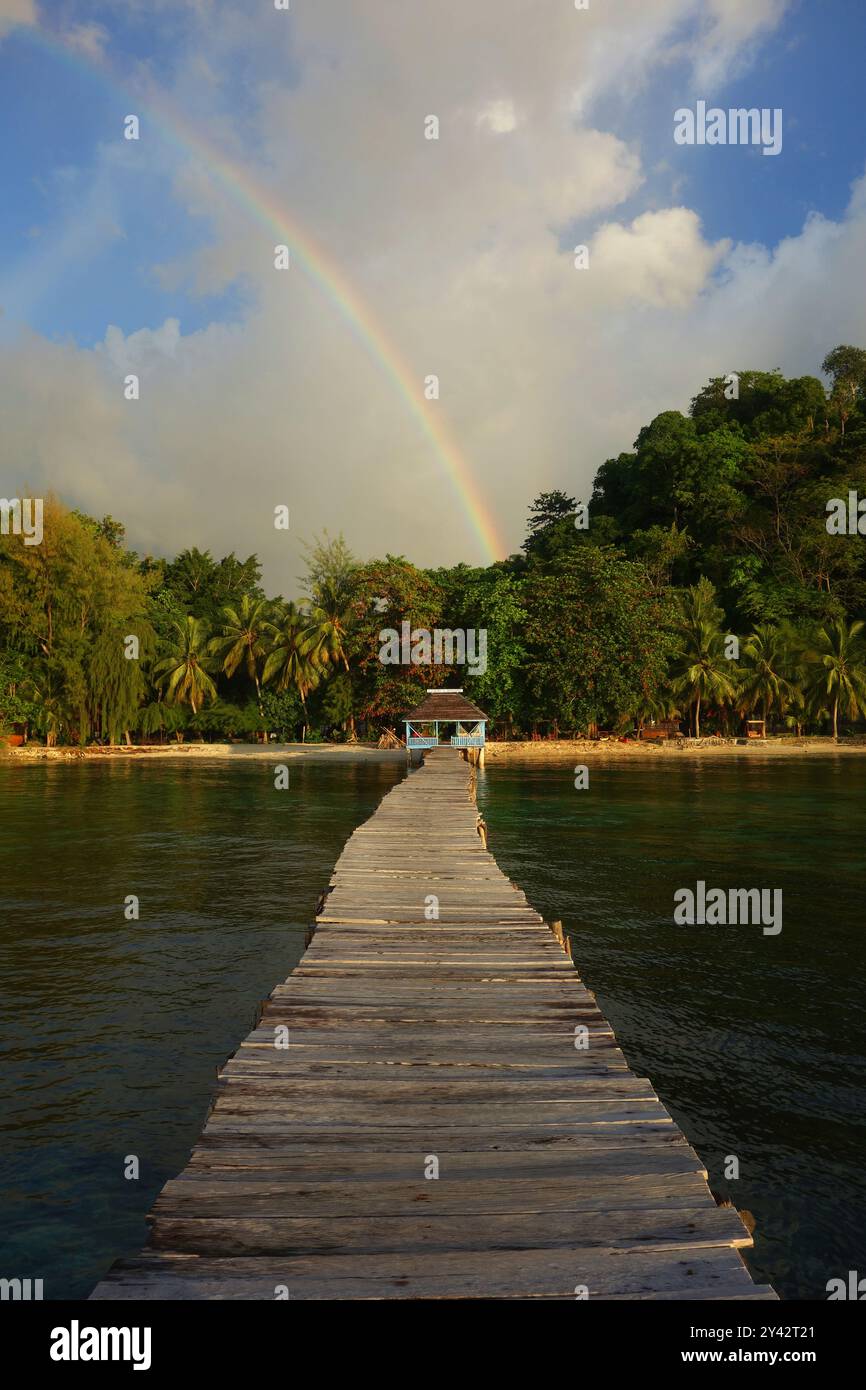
[92, 748, 775, 1300]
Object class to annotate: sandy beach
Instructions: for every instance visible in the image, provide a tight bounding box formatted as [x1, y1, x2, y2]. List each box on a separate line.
[6, 736, 866, 763]
[484, 737, 866, 760]
[3, 741, 406, 763]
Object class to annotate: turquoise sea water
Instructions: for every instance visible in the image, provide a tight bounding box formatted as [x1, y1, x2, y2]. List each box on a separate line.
[476, 754, 866, 1301]
[1, 753, 864, 1299]
[0, 756, 403, 1300]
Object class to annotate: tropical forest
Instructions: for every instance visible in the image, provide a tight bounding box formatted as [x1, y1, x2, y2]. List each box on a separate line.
[3, 348, 866, 747]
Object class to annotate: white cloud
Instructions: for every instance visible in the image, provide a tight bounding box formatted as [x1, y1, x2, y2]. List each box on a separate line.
[477, 100, 518, 135]
[571, 0, 790, 116]
[590, 209, 730, 308]
[60, 21, 110, 61]
[0, 0, 35, 40]
[691, 0, 790, 91]
[1, 0, 823, 580]
[9, 173, 863, 583]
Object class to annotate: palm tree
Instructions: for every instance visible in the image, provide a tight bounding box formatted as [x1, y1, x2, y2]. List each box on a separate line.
[802, 617, 866, 740]
[668, 579, 738, 738]
[775, 625, 817, 736]
[303, 579, 357, 739]
[262, 602, 321, 741]
[625, 688, 681, 738]
[22, 666, 67, 748]
[209, 595, 272, 714]
[153, 616, 218, 717]
[139, 698, 187, 744]
[738, 624, 796, 732]
[783, 684, 829, 739]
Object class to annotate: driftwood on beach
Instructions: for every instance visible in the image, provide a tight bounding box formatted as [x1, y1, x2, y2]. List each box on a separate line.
[376, 728, 404, 749]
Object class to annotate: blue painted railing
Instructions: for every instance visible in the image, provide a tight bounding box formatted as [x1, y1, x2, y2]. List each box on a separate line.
[450, 735, 484, 747]
[407, 736, 439, 748]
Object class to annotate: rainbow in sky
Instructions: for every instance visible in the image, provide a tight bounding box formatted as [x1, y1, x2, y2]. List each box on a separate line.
[13, 20, 508, 565]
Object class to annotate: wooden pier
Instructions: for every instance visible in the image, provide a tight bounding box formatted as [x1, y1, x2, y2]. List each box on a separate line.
[92, 748, 776, 1301]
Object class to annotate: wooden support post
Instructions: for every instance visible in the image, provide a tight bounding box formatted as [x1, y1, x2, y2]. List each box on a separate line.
[548, 919, 572, 959]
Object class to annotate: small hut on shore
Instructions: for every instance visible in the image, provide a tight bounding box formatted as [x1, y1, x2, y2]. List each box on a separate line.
[403, 688, 488, 763]
[639, 719, 682, 743]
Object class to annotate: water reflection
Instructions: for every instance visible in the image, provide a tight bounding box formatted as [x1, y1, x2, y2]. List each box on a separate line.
[478, 756, 866, 1300]
[0, 757, 403, 1299]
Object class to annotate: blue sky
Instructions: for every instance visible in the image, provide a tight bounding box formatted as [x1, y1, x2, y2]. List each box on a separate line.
[663, 0, 866, 245]
[0, 14, 251, 342]
[2, 2, 863, 342]
[2, 0, 866, 574]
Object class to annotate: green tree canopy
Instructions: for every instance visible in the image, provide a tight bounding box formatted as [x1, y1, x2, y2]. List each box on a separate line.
[523, 547, 672, 734]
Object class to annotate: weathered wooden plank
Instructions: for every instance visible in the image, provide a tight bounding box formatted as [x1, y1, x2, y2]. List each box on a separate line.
[219, 1060, 631, 1080]
[205, 1099, 671, 1126]
[251, 1019, 611, 1034]
[238, 1034, 622, 1055]
[265, 986, 596, 1001]
[147, 1205, 752, 1257]
[245, 1020, 614, 1035]
[153, 1173, 718, 1217]
[259, 997, 606, 1015]
[253, 1026, 616, 1043]
[91, 1245, 770, 1301]
[184, 1121, 682, 1151]
[183, 1142, 705, 1178]
[291, 965, 578, 975]
[211, 1077, 658, 1105]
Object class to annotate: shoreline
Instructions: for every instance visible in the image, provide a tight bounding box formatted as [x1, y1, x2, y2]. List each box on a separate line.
[5, 736, 866, 763]
[484, 736, 866, 760]
[2, 742, 406, 763]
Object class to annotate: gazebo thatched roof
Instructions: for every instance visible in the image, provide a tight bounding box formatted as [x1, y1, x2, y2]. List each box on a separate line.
[404, 688, 488, 723]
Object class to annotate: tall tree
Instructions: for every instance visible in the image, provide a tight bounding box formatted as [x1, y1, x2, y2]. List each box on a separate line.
[209, 595, 272, 714]
[304, 583, 357, 737]
[803, 617, 866, 739]
[350, 556, 444, 727]
[522, 490, 578, 556]
[162, 548, 261, 622]
[262, 602, 321, 740]
[300, 533, 359, 737]
[300, 532, 357, 607]
[0, 496, 156, 743]
[822, 345, 866, 438]
[738, 624, 796, 730]
[153, 617, 218, 716]
[88, 626, 154, 744]
[523, 547, 672, 735]
[431, 564, 527, 733]
[668, 579, 738, 737]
